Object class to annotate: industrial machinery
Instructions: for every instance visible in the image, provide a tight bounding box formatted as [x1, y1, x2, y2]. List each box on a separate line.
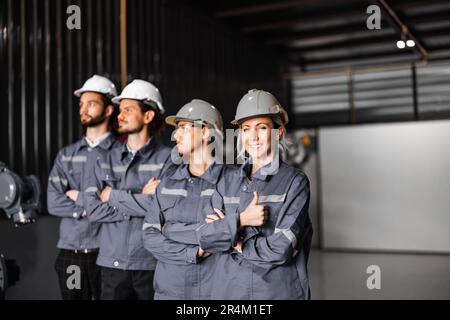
[0, 161, 41, 299]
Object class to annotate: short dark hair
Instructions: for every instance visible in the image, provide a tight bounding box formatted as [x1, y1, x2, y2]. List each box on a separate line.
[137, 101, 165, 137]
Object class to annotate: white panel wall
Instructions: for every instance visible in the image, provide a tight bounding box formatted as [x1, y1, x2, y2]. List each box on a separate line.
[319, 120, 450, 252]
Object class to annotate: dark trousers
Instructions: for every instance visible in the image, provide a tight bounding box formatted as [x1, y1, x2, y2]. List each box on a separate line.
[100, 266, 155, 300]
[54, 249, 101, 300]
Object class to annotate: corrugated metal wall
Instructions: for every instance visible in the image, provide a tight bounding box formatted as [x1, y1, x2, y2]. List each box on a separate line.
[0, 0, 286, 202]
[291, 61, 450, 127]
[126, 0, 287, 137]
[0, 0, 122, 188]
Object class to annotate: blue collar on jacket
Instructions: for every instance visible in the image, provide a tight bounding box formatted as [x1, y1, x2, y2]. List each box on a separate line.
[75, 132, 117, 152]
[120, 137, 157, 160]
[170, 162, 223, 185]
[240, 157, 281, 181]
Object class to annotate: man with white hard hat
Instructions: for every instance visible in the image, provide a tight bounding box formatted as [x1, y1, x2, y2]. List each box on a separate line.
[83, 79, 173, 300]
[48, 74, 120, 300]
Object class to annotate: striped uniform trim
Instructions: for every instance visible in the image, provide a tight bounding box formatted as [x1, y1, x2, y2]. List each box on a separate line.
[200, 189, 215, 197]
[100, 163, 111, 169]
[259, 193, 286, 203]
[84, 186, 99, 193]
[224, 196, 240, 204]
[161, 187, 187, 197]
[138, 163, 164, 172]
[49, 176, 68, 186]
[61, 155, 87, 163]
[112, 166, 127, 173]
[143, 223, 162, 231]
[275, 228, 298, 248]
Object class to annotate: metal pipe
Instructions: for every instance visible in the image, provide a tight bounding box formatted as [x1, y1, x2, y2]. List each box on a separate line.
[120, 0, 127, 89]
[284, 60, 427, 79]
[411, 64, 419, 121]
[347, 68, 356, 125]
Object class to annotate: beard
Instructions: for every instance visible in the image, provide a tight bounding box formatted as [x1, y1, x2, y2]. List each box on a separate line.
[80, 111, 108, 128]
[118, 122, 144, 135]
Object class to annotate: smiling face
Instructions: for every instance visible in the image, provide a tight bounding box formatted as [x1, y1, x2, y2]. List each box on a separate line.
[241, 117, 283, 161]
[79, 92, 111, 127]
[117, 99, 154, 135]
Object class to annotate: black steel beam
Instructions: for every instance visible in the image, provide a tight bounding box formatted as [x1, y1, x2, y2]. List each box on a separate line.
[243, 8, 364, 33]
[302, 50, 418, 66]
[264, 21, 387, 45]
[215, 0, 315, 18]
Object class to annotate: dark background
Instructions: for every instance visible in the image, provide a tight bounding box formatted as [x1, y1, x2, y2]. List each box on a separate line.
[1, 0, 450, 299]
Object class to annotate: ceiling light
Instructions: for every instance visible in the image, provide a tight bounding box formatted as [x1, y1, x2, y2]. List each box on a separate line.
[396, 40, 406, 49]
[406, 40, 415, 47]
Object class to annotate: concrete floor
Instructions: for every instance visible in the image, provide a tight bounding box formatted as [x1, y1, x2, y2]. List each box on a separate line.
[2, 216, 449, 299]
[308, 249, 450, 299]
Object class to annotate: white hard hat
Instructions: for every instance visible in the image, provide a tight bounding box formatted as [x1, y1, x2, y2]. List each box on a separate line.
[112, 79, 164, 114]
[74, 74, 117, 99]
[231, 89, 288, 126]
[165, 99, 223, 133]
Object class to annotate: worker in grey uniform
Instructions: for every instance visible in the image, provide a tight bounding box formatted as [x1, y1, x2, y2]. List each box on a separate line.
[83, 80, 172, 300]
[141, 99, 235, 299]
[194, 89, 313, 299]
[47, 74, 119, 300]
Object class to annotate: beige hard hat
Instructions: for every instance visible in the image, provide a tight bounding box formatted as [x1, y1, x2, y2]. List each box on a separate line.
[231, 89, 288, 126]
[165, 99, 223, 133]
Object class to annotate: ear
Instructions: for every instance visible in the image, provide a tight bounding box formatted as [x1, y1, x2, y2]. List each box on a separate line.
[276, 126, 285, 140]
[144, 109, 155, 125]
[105, 104, 114, 117]
[202, 126, 211, 141]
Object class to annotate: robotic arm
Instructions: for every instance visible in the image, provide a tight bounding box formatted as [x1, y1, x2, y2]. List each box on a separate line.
[0, 161, 41, 299]
[0, 161, 41, 225]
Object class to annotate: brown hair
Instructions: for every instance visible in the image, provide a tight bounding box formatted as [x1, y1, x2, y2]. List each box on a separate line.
[137, 101, 165, 137]
[101, 95, 119, 132]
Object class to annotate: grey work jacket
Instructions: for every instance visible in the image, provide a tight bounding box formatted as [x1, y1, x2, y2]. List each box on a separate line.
[47, 134, 119, 250]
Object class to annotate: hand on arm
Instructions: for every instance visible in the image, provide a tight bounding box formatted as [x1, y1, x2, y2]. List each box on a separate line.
[65, 190, 79, 202]
[47, 152, 84, 219]
[205, 208, 225, 223]
[197, 247, 211, 258]
[100, 186, 112, 203]
[142, 177, 161, 195]
[233, 240, 243, 253]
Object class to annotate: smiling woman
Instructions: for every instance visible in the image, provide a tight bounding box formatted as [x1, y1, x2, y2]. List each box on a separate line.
[236, 90, 288, 166]
[240, 117, 283, 171]
[188, 89, 313, 300]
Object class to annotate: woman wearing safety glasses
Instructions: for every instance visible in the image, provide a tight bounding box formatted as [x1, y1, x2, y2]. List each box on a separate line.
[142, 99, 232, 300]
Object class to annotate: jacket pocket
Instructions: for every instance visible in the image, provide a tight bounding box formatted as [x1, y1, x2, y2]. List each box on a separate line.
[159, 196, 179, 223]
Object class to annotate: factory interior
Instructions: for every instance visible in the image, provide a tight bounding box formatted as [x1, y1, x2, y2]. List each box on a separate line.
[1, 0, 449, 300]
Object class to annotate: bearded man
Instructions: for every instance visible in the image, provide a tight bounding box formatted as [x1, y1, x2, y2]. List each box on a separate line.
[47, 75, 119, 300]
